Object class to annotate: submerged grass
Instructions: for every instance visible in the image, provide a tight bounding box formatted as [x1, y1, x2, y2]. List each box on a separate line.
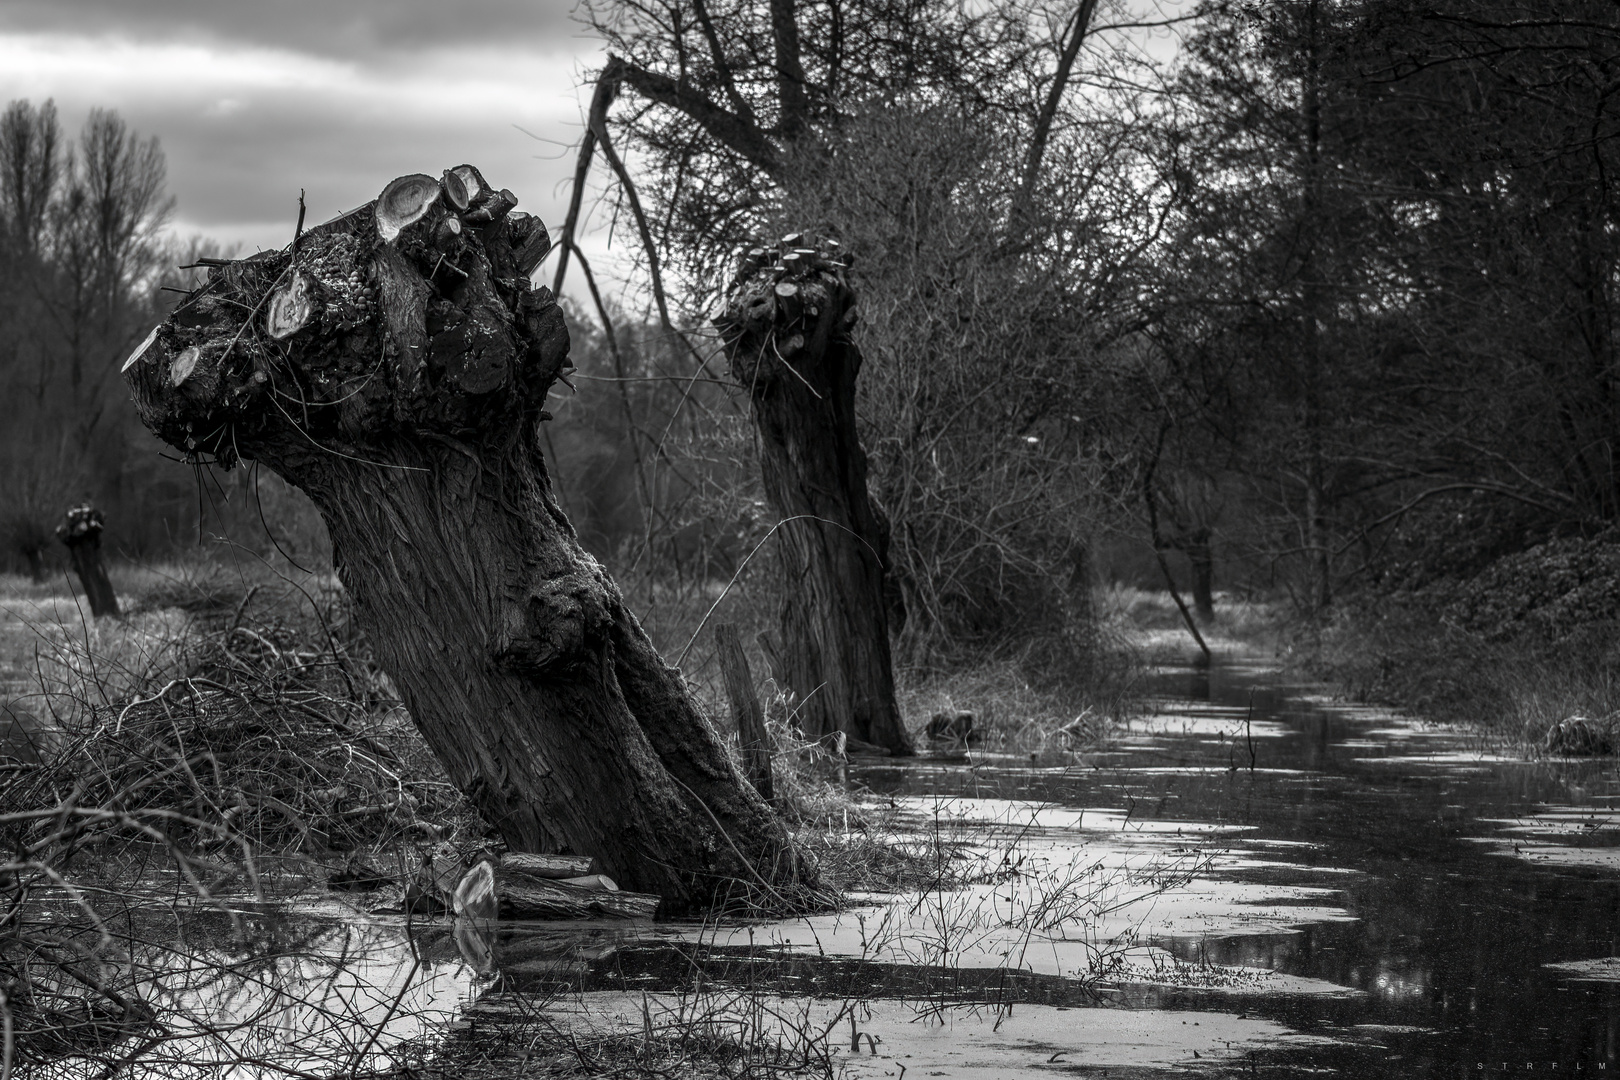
[362, 988, 846, 1080]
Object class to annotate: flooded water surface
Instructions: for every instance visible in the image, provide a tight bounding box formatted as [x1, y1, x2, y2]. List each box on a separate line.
[495, 656, 1620, 1076]
[34, 655, 1620, 1077]
[834, 658, 1620, 1076]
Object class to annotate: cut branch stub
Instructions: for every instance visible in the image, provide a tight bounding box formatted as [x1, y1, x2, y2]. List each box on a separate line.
[168, 345, 203, 386]
[376, 173, 442, 241]
[441, 168, 471, 211]
[449, 164, 487, 206]
[716, 234, 853, 391]
[266, 270, 318, 340]
[122, 324, 160, 373]
[433, 215, 463, 253]
[465, 187, 518, 226]
[167, 343, 225, 402]
[486, 212, 551, 281]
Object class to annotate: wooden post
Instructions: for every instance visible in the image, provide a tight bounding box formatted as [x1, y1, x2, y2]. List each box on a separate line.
[56, 504, 118, 617]
[716, 623, 773, 801]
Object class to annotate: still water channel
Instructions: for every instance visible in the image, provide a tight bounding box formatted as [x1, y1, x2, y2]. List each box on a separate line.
[40, 656, 1620, 1078]
[841, 658, 1620, 1076]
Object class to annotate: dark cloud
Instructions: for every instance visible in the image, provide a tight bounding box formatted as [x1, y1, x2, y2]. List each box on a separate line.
[147, 88, 583, 250]
[0, 0, 585, 58]
[0, 1, 619, 296]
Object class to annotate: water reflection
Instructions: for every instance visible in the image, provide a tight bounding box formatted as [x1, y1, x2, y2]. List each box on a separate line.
[453, 915, 497, 975]
[20, 909, 484, 1079]
[860, 658, 1620, 1073]
[29, 655, 1620, 1077]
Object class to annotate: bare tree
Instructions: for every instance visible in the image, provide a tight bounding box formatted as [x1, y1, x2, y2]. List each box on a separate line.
[0, 98, 60, 258]
[0, 102, 178, 573]
[564, 0, 1182, 699]
[47, 109, 174, 443]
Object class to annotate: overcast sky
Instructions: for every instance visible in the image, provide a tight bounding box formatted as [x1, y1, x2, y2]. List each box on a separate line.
[0, 0, 608, 287]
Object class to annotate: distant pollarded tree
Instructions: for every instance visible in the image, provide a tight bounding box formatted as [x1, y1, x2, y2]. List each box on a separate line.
[0, 100, 178, 574]
[564, 0, 1184, 729]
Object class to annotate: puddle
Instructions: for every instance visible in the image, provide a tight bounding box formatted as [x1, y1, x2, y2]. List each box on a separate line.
[844, 659, 1620, 1074]
[16, 908, 487, 1079]
[1546, 957, 1620, 983]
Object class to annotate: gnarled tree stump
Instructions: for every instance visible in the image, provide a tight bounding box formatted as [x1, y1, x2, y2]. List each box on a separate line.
[124, 169, 810, 911]
[57, 504, 118, 617]
[716, 237, 911, 754]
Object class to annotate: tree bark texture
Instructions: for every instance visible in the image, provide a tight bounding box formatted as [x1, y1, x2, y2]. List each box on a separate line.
[124, 169, 810, 911]
[56, 504, 118, 617]
[716, 238, 912, 754]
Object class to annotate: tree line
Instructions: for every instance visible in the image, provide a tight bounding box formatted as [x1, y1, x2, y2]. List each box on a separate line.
[7, 0, 1617, 648]
[561, 0, 1620, 653]
[0, 101, 322, 579]
[0, 101, 171, 576]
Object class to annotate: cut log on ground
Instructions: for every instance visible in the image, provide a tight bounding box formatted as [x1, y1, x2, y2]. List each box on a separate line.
[716, 236, 912, 754]
[125, 167, 818, 913]
[422, 850, 660, 920]
[501, 852, 598, 878]
[56, 504, 119, 617]
[497, 869, 660, 920]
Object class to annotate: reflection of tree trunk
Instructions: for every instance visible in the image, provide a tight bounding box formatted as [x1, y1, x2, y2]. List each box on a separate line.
[56, 505, 118, 617]
[126, 170, 810, 911]
[717, 240, 912, 755]
[1187, 528, 1215, 623]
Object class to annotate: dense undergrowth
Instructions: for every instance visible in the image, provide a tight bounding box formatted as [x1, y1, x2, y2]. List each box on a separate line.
[1304, 531, 1620, 754]
[1, 557, 1141, 899]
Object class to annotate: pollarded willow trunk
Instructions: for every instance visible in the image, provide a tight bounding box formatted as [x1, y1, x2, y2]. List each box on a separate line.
[716, 236, 912, 755]
[57, 504, 118, 617]
[124, 167, 810, 911]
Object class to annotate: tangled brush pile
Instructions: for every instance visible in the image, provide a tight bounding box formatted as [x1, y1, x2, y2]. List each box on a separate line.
[0, 579, 483, 1070]
[4, 586, 475, 857]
